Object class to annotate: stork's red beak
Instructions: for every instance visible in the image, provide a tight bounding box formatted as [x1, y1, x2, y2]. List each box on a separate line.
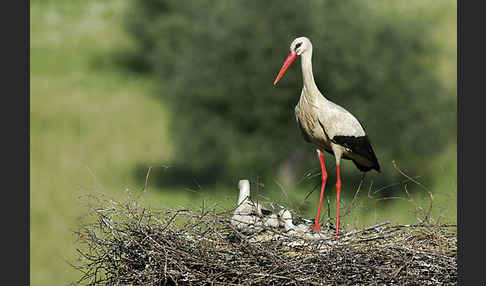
[274, 51, 297, 85]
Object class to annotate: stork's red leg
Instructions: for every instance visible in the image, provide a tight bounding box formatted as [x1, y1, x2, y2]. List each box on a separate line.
[335, 163, 342, 235]
[312, 150, 327, 231]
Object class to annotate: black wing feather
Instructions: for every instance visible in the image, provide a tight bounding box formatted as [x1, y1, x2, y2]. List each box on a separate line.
[332, 135, 380, 172]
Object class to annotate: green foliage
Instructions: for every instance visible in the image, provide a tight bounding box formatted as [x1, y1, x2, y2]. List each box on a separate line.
[125, 0, 455, 188]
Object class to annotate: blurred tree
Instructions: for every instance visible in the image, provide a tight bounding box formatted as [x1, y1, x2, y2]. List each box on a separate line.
[125, 0, 455, 191]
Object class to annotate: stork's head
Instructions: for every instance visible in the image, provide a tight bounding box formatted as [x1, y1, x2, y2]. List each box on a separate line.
[290, 36, 312, 56]
[274, 36, 312, 85]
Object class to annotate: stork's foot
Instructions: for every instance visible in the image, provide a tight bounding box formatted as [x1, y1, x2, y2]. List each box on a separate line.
[311, 224, 322, 231]
[335, 232, 342, 241]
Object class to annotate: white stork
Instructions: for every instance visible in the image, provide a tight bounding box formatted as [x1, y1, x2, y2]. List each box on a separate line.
[273, 36, 380, 236]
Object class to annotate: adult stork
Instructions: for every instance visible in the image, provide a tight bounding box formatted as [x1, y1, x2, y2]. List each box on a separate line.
[273, 37, 380, 236]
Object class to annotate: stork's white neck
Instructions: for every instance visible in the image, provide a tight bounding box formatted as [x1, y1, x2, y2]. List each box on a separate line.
[300, 48, 319, 94]
[237, 180, 250, 205]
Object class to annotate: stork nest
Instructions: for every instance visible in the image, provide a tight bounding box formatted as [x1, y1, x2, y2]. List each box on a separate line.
[70, 192, 457, 286]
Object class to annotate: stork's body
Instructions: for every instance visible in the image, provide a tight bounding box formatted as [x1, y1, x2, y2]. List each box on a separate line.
[295, 81, 379, 173]
[274, 37, 380, 236]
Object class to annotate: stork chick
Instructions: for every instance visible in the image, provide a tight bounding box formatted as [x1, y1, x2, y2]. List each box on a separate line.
[278, 209, 309, 235]
[231, 180, 279, 233]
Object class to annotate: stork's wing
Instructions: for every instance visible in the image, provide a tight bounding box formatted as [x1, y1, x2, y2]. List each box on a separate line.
[316, 101, 366, 140]
[260, 208, 273, 216]
[295, 115, 312, 143]
[332, 135, 381, 172]
[315, 100, 380, 172]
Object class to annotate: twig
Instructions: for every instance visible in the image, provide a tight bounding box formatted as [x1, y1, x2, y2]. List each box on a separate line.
[342, 172, 365, 218]
[392, 160, 434, 221]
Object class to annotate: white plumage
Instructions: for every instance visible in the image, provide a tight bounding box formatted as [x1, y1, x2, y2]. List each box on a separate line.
[274, 36, 380, 236]
[278, 209, 309, 234]
[231, 180, 279, 233]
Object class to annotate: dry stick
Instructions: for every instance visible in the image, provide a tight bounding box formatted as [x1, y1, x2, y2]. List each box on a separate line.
[274, 179, 293, 210]
[327, 196, 331, 221]
[143, 166, 153, 193]
[392, 160, 434, 221]
[342, 172, 365, 218]
[142, 165, 171, 193]
[391, 255, 414, 278]
[366, 168, 432, 224]
[296, 167, 320, 185]
[343, 221, 390, 237]
[86, 166, 104, 190]
[303, 180, 321, 202]
[160, 209, 189, 232]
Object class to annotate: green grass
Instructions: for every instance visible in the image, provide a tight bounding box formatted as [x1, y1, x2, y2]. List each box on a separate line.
[30, 1, 178, 284]
[30, 1, 456, 285]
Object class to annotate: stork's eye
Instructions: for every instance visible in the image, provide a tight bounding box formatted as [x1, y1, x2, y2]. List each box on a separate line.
[295, 42, 302, 49]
